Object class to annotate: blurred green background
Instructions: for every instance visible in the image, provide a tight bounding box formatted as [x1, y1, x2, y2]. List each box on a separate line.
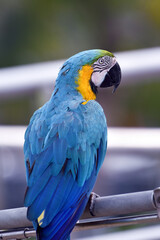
[0, 0, 160, 126]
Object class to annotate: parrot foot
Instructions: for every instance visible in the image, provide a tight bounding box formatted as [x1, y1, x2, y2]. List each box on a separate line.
[89, 192, 100, 216]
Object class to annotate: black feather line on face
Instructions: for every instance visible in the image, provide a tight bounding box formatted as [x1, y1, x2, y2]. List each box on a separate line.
[93, 56, 113, 72]
[93, 65, 109, 72]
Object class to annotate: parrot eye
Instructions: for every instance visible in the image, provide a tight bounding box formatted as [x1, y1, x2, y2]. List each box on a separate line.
[99, 58, 104, 64]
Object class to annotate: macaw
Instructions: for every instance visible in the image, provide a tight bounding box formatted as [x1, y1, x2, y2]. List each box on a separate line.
[24, 49, 121, 240]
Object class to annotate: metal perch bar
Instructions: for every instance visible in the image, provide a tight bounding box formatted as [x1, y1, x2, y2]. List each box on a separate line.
[0, 214, 159, 239]
[0, 188, 160, 239]
[83, 188, 160, 219]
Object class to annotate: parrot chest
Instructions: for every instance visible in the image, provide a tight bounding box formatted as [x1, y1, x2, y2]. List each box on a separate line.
[80, 100, 107, 144]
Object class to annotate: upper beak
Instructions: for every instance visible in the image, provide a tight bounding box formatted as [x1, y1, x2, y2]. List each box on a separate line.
[100, 62, 121, 93]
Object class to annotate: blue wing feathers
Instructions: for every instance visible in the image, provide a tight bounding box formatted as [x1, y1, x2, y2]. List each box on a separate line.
[37, 166, 97, 240]
[24, 99, 107, 240]
[27, 174, 62, 221]
[32, 147, 53, 178]
[52, 138, 67, 164]
[24, 165, 52, 206]
[77, 160, 89, 186]
[50, 196, 87, 240]
[43, 174, 73, 227]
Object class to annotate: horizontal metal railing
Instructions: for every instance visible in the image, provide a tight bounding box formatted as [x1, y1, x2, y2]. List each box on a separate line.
[0, 188, 160, 239]
[0, 126, 160, 152]
[0, 47, 160, 97]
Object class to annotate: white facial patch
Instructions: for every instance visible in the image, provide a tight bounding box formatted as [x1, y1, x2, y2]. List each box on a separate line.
[91, 69, 108, 87]
[91, 57, 116, 87]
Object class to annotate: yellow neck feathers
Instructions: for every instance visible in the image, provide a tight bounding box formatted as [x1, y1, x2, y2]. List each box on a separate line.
[76, 65, 96, 104]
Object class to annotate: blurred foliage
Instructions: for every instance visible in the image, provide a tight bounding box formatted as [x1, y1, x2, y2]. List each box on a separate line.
[0, 0, 160, 126]
[0, 96, 33, 125]
[117, 81, 160, 127]
[125, 82, 160, 126]
[0, 0, 160, 67]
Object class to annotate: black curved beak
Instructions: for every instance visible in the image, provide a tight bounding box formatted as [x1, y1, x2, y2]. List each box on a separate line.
[100, 62, 121, 93]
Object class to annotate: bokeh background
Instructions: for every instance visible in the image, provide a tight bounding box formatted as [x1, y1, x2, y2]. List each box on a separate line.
[0, 0, 160, 239]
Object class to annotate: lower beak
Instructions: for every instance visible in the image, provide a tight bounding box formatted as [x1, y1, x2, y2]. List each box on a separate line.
[100, 62, 121, 92]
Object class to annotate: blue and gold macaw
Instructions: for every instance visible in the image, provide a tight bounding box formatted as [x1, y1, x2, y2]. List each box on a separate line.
[24, 49, 121, 240]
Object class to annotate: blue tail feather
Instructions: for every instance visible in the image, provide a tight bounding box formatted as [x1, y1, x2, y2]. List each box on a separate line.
[37, 194, 88, 240]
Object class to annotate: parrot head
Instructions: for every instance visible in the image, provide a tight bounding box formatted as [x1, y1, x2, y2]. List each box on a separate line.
[56, 49, 121, 102]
